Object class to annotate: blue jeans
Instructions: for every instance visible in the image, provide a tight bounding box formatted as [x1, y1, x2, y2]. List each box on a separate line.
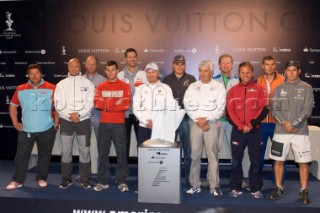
[175, 115, 191, 187]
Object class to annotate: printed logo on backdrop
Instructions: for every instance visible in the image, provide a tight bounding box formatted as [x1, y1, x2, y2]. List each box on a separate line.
[0, 123, 13, 128]
[0, 73, 15, 78]
[215, 45, 220, 54]
[78, 48, 110, 54]
[143, 48, 165, 53]
[53, 74, 68, 78]
[0, 12, 21, 39]
[5, 95, 10, 105]
[232, 47, 267, 52]
[36, 61, 55, 65]
[25, 49, 46, 54]
[273, 47, 291, 52]
[61, 46, 67, 55]
[0, 86, 17, 90]
[174, 48, 197, 54]
[0, 49, 17, 54]
[115, 48, 126, 54]
[305, 73, 320, 78]
[303, 47, 320, 53]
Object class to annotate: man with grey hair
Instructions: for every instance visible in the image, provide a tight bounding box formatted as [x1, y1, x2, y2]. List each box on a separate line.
[84, 55, 106, 141]
[183, 60, 226, 197]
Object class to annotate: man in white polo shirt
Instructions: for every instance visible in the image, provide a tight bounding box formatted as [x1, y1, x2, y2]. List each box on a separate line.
[183, 60, 226, 197]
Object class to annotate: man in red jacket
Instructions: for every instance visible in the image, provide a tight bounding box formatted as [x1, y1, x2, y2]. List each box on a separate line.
[227, 62, 268, 199]
[93, 60, 131, 192]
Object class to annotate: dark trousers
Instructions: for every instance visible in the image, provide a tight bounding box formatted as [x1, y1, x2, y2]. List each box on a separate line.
[97, 123, 129, 185]
[13, 126, 56, 183]
[137, 126, 152, 146]
[230, 127, 263, 192]
[125, 114, 139, 159]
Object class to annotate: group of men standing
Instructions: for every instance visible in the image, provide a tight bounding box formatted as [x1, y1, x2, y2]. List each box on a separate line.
[6, 49, 314, 205]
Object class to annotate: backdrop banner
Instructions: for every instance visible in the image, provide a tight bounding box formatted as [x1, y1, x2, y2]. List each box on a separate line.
[0, 0, 319, 156]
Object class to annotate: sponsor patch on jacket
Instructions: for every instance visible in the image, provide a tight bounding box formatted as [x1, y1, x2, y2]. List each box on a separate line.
[280, 89, 287, 96]
[81, 87, 89, 92]
[102, 90, 124, 97]
[232, 141, 239, 145]
[247, 88, 257, 92]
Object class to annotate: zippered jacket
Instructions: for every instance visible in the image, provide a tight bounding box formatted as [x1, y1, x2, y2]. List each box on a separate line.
[227, 80, 268, 131]
[94, 78, 130, 124]
[133, 81, 174, 128]
[272, 79, 314, 135]
[213, 73, 239, 93]
[256, 71, 285, 123]
[54, 73, 95, 121]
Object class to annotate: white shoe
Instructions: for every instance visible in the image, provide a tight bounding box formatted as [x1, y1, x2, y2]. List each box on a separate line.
[118, 183, 129, 192]
[93, 183, 109, 192]
[186, 187, 201, 195]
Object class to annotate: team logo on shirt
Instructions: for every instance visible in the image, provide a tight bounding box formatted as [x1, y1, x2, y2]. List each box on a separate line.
[196, 86, 200, 90]
[81, 87, 88, 92]
[183, 80, 190, 87]
[280, 89, 287, 96]
[247, 88, 257, 92]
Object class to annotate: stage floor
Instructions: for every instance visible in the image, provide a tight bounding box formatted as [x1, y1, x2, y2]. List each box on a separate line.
[0, 160, 319, 213]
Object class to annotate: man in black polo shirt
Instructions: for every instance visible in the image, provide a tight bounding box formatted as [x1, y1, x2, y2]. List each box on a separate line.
[163, 55, 196, 191]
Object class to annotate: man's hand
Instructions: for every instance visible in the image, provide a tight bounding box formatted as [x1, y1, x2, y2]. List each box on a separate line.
[201, 123, 210, 132]
[242, 125, 251, 134]
[282, 121, 297, 133]
[196, 117, 208, 128]
[146, 119, 153, 129]
[69, 112, 80, 123]
[13, 122, 23, 131]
